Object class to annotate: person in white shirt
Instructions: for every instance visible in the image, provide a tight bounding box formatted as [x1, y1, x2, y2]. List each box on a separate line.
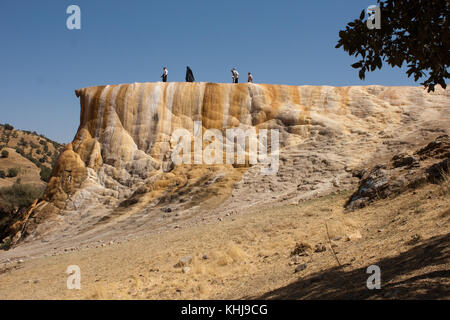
[231, 68, 240, 83]
[161, 67, 168, 82]
[248, 72, 253, 83]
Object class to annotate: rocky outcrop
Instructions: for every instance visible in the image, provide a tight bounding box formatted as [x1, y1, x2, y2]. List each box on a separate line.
[346, 135, 450, 210]
[7, 82, 449, 247]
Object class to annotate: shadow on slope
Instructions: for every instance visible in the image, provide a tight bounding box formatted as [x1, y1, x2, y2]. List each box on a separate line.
[252, 233, 449, 300]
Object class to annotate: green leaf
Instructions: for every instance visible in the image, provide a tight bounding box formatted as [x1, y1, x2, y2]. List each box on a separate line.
[360, 9, 365, 20]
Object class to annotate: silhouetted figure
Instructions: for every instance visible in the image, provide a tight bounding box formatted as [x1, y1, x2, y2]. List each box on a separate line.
[231, 68, 239, 83]
[186, 66, 195, 82]
[248, 72, 253, 83]
[161, 67, 168, 82]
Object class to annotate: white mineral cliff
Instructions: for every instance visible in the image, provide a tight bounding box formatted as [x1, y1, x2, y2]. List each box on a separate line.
[9, 82, 450, 250]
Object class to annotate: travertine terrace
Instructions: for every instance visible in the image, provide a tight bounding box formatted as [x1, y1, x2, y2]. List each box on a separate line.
[3, 83, 450, 259]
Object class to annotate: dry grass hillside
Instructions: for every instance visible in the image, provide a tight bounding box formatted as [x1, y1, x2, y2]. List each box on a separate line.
[0, 124, 64, 249]
[0, 173, 447, 299]
[0, 123, 63, 187]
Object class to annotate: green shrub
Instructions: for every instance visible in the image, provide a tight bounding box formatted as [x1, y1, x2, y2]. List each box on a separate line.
[32, 159, 42, 168]
[0, 170, 5, 179]
[18, 138, 28, 147]
[36, 149, 41, 155]
[7, 168, 19, 178]
[0, 237, 11, 250]
[4, 123, 14, 131]
[15, 147, 24, 156]
[0, 183, 45, 211]
[40, 167, 52, 182]
[1, 150, 8, 158]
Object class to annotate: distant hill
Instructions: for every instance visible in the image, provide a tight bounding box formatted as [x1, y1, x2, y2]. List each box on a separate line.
[0, 123, 64, 187]
[0, 123, 64, 246]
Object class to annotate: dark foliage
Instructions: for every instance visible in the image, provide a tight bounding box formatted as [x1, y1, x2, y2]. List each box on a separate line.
[7, 168, 19, 178]
[39, 166, 52, 183]
[336, 0, 449, 92]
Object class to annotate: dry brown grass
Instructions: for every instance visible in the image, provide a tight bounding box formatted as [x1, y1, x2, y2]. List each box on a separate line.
[0, 184, 448, 300]
[438, 167, 450, 196]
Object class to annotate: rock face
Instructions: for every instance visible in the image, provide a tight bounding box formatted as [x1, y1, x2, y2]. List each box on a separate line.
[346, 134, 450, 210]
[10, 82, 450, 247]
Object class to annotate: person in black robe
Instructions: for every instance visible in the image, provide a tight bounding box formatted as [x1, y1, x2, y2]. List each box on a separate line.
[185, 66, 195, 82]
[161, 67, 168, 82]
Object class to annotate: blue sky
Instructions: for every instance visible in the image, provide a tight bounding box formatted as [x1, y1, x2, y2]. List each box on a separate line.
[1, 1, 419, 143]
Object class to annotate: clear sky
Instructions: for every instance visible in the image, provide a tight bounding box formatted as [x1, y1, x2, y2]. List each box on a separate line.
[1, 1, 420, 143]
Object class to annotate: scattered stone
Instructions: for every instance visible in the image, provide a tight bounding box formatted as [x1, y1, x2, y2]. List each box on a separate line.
[182, 267, 191, 274]
[314, 243, 326, 253]
[392, 153, 417, 168]
[174, 256, 193, 268]
[17, 259, 24, 264]
[347, 230, 362, 241]
[128, 288, 137, 295]
[290, 256, 303, 265]
[294, 264, 307, 273]
[202, 255, 208, 260]
[33, 279, 40, 284]
[331, 236, 342, 241]
[406, 234, 422, 245]
[291, 242, 312, 257]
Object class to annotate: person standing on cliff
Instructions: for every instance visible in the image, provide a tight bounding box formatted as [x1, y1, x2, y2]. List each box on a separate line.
[161, 67, 168, 82]
[231, 68, 239, 83]
[248, 72, 253, 83]
[186, 66, 195, 82]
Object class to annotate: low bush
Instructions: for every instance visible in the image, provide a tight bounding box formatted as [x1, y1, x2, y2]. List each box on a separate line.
[15, 147, 24, 156]
[0, 182, 44, 212]
[7, 168, 19, 178]
[40, 166, 52, 182]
